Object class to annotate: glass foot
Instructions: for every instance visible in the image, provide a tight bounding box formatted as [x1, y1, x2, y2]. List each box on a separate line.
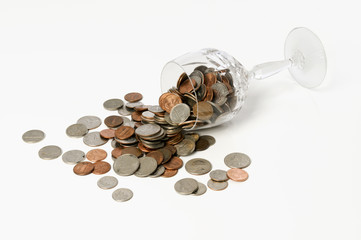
[284, 27, 327, 88]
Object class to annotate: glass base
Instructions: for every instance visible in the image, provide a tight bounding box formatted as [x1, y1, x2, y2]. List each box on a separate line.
[284, 27, 327, 88]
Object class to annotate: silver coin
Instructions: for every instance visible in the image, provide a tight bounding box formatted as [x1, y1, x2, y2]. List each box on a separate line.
[175, 139, 195, 156]
[148, 105, 164, 113]
[192, 182, 207, 196]
[111, 139, 121, 148]
[123, 121, 136, 128]
[83, 132, 108, 147]
[97, 176, 118, 190]
[142, 111, 155, 119]
[211, 82, 229, 105]
[103, 98, 124, 111]
[135, 123, 161, 137]
[115, 136, 138, 145]
[125, 101, 143, 109]
[118, 105, 132, 116]
[174, 178, 199, 195]
[113, 154, 140, 176]
[149, 165, 165, 178]
[112, 188, 133, 202]
[77, 116, 102, 130]
[22, 129, 45, 143]
[207, 179, 228, 191]
[209, 170, 229, 182]
[62, 150, 85, 165]
[170, 103, 190, 124]
[66, 123, 88, 138]
[134, 156, 158, 177]
[201, 135, 216, 146]
[120, 116, 131, 125]
[185, 158, 212, 175]
[38, 145, 62, 160]
[224, 152, 251, 169]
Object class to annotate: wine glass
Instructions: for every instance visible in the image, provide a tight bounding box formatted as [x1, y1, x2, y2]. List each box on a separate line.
[160, 27, 327, 130]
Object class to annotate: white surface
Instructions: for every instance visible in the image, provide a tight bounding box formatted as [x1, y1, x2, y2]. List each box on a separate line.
[1, 1, 360, 239]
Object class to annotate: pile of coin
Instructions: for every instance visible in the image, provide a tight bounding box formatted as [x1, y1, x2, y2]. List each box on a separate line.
[159, 66, 238, 129]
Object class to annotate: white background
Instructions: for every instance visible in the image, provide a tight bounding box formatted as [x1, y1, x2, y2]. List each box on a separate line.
[1, 1, 360, 239]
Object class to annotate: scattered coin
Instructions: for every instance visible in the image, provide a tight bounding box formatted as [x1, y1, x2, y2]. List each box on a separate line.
[73, 162, 94, 176]
[170, 103, 190, 124]
[121, 147, 143, 157]
[149, 165, 165, 178]
[126, 101, 143, 109]
[162, 169, 178, 178]
[62, 150, 85, 165]
[135, 124, 161, 137]
[38, 145, 62, 160]
[103, 98, 124, 111]
[118, 105, 132, 116]
[86, 149, 107, 162]
[199, 135, 216, 146]
[111, 147, 123, 158]
[134, 156, 158, 177]
[112, 188, 133, 202]
[22, 129, 45, 143]
[159, 92, 183, 113]
[174, 178, 199, 195]
[124, 92, 143, 103]
[113, 154, 140, 176]
[227, 168, 249, 182]
[192, 101, 213, 120]
[146, 150, 164, 165]
[163, 156, 183, 170]
[77, 116, 102, 130]
[207, 179, 228, 191]
[83, 132, 108, 147]
[224, 152, 251, 169]
[100, 129, 115, 139]
[104, 115, 123, 128]
[209, 170, 229, 182]
[97, 176, 118, 190]
[115, 126, 135, 140]
[175, 139, 195, 156]
[192, 182, 207, 196]
[195, 137, 210, 151]
[93, 161, 111, 175]
[185, 158, 212, 175]
[66, 123, 88, 138]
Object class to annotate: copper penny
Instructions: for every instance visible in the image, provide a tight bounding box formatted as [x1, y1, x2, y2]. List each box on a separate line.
[227, 168, 249, 182]
[162, 168, 178, 178]
[159, 93, 182, 113]
[73, 162, 94, 176]
[121, 147, 143, 158]
[111, 147, 123, 158]
[138, 142, 152, 153]
[147, 151, 164, 165]
[163, 156, 183, 170]
[195, 138, 210, 151]
[134, 105, 150, 112]
[179, 78, 196, 94]
[131, 111, 142, 122]
[124, 92, 143, 103]
[204, 87, 214, 101]
[204, 72, 217, 88]
[86, 149, 107, 162]
[115, 126, 135, 140]
[92, 161, 111, 175]
[100, 129, 115, 139]
[104, 115, 123, 128]
[192, 101, 213, 121]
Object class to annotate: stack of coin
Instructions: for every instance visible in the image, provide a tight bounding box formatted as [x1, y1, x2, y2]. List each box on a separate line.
[159, 66, 237, 129]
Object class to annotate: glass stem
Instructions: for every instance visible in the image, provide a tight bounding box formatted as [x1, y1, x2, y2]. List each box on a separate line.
[248, 59, 292, 81]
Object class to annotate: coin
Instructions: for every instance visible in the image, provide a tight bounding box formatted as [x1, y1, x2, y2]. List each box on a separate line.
[86, 149, 107, 162]
[174, 178, 198, 195]
[162, 169, 178, 177]
[125, 101, 143, 109]
[92, 161, 111, 175]
[135, 123, 161, 137]
[66, 123, 88, 138]
[224, 152, 251, 169]
[146, 151, 164, 165]
[209, 170, 229, 182]
[134, 156, 158, 177]
[227, 168, 249, 182]
[115, 126, 134, 140]
[113, 154, 140, 176]
[185, 158, 212, 175]
[62, 150, 85, 165]
[118, 105, 132, 116]
[199, 135, 215, 146]
[111, 147, 123, 158]
[77, 116, 102, 130]
[149, 165, 165, 178]
[112, 188, 133, 202]
[131, 111, 142, 122]
[100, 129, 115, 139]
[83, 132, 108, 147]
[22, 129, 45, 143]
[175, 139, 195, 156]
[184, 132, 199, 142]
[170, 103, 190, 124]
[159, 93, 183, 113]
[192, 101, 213, 120]
[195, 137, 210, 151]
[163, 156, 183, 170]
[158, 148, 172, 163]
[207, 179, 228, 191]
[103, 98, 124, 110]
[124, 92, 143, 103]
[211, 82, 229, 105]
[73, 162, 94, 176]
[192, 182, 207, 196]
[148, 105, 164, 114]
[104, 115, 123, 128]
[179, 78, 196, 94]
[97, 176, 118, 190]
[121, 147, 143, 157]
[38, 145, 62, 160]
